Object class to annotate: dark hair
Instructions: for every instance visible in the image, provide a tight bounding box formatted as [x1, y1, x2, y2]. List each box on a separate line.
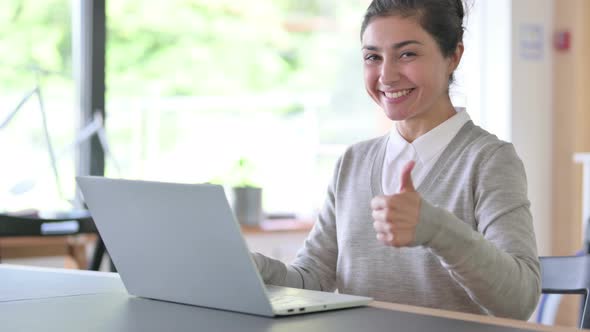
[360, 0, 465, 59]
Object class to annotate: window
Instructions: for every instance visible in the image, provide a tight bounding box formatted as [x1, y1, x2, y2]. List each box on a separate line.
[0, 1, 76, 212]
[105, 1, 377, 216]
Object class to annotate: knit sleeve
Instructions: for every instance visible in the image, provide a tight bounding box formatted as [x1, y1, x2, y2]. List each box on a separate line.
[413, 143, 541, 320]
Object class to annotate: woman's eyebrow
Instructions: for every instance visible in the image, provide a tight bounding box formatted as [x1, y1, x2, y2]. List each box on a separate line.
[362, 40, 423, 51]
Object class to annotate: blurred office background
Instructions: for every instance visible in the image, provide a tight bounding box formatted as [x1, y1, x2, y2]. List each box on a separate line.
[1, 0, 589, 326]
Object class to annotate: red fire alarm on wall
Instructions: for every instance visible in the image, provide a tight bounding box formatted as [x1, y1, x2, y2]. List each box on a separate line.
[554, 30, 571, 51]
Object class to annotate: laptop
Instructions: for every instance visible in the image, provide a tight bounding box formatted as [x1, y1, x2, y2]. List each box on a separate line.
[76, 176, 372, 317]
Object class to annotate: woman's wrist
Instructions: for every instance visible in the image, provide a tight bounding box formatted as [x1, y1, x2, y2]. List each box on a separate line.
[413, 199, 444, 247]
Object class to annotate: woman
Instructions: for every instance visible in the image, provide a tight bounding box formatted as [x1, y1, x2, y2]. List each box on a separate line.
[253, 0, 540, 320]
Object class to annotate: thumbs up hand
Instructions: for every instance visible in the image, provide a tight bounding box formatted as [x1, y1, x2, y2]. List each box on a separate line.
[371, 160, 421, 247]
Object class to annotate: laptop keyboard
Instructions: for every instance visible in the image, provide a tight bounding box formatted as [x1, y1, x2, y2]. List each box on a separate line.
[267, 285, 329, 308]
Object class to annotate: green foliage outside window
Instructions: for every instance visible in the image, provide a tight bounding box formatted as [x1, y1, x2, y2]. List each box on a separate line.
[1, 0, 363, 99]
[0, 0, 370, 214]
[0, 0, 72, 91]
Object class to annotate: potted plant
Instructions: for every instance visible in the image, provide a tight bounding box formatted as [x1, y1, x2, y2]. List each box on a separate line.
[228, 157, 263, 226]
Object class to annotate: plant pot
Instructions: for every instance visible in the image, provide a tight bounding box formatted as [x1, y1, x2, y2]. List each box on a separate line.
[231, 186, 263, 226]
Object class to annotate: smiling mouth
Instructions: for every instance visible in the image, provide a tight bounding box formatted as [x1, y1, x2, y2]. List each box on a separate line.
[382, 88, 415, 99]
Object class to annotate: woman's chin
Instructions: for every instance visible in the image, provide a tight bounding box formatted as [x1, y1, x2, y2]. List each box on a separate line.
[382, 108, 410, 122]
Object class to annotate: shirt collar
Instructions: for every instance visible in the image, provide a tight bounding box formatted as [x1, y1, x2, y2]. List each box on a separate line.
[387, 123, 412, 160]
[387, 107, 471, 164]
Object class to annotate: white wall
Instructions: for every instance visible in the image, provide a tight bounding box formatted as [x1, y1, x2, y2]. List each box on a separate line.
[455, 0, 512, 139]
[510, 0, 553, 255]
[459, 0, 553, 255]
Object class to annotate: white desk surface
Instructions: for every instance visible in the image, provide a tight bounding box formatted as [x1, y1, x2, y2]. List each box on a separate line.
[0, 264, 582, 332]
[0, 264, 125, 302]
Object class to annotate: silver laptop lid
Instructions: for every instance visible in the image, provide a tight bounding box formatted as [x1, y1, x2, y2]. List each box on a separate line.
[76, 176, 274, 316]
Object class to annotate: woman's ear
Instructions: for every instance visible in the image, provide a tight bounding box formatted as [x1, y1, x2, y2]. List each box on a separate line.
[448, 42, 464, 73]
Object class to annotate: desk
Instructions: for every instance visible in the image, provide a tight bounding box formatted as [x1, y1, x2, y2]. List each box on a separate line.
[0, 265, 582, 332]
[0, 211, 98, 269]
[0, 235, 95, 269]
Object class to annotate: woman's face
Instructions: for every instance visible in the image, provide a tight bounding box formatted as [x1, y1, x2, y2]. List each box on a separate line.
[361, 15, 462, 122]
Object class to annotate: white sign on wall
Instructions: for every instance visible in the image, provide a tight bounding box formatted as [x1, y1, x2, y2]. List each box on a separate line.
[519, 23, 544, 60]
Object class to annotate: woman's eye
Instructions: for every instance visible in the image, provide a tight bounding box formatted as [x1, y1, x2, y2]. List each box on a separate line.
[364, 54, 380, 63]
[400, 52, 417, 59]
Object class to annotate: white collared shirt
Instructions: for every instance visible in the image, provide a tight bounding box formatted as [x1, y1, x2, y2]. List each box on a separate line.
[382, 107, 471, 195]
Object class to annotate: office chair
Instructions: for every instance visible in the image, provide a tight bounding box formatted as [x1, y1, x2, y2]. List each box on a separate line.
[539, 254, 590, 329]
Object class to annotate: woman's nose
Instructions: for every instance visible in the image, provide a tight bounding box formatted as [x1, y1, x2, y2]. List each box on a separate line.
[379, 59, 400, 86]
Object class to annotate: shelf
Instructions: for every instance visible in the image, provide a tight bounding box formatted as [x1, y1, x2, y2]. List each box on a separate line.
[240, 219, 314, 234]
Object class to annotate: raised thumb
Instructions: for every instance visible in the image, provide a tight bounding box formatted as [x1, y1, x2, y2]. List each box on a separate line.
[399, 160, 416, 193]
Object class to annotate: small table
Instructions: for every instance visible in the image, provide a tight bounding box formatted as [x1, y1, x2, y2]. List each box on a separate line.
[0, 210, 101, 269]
[240, 218, 314, 234]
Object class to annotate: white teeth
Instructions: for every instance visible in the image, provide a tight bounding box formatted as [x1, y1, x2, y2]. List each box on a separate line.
[384, 89, 412, 99]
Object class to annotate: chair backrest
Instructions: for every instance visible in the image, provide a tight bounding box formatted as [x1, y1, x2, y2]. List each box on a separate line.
[540, 255, 590, 329]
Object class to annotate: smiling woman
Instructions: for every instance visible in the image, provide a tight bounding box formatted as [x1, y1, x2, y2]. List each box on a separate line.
[251, 0, 542, 321]
[360, 6, 464, 141]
